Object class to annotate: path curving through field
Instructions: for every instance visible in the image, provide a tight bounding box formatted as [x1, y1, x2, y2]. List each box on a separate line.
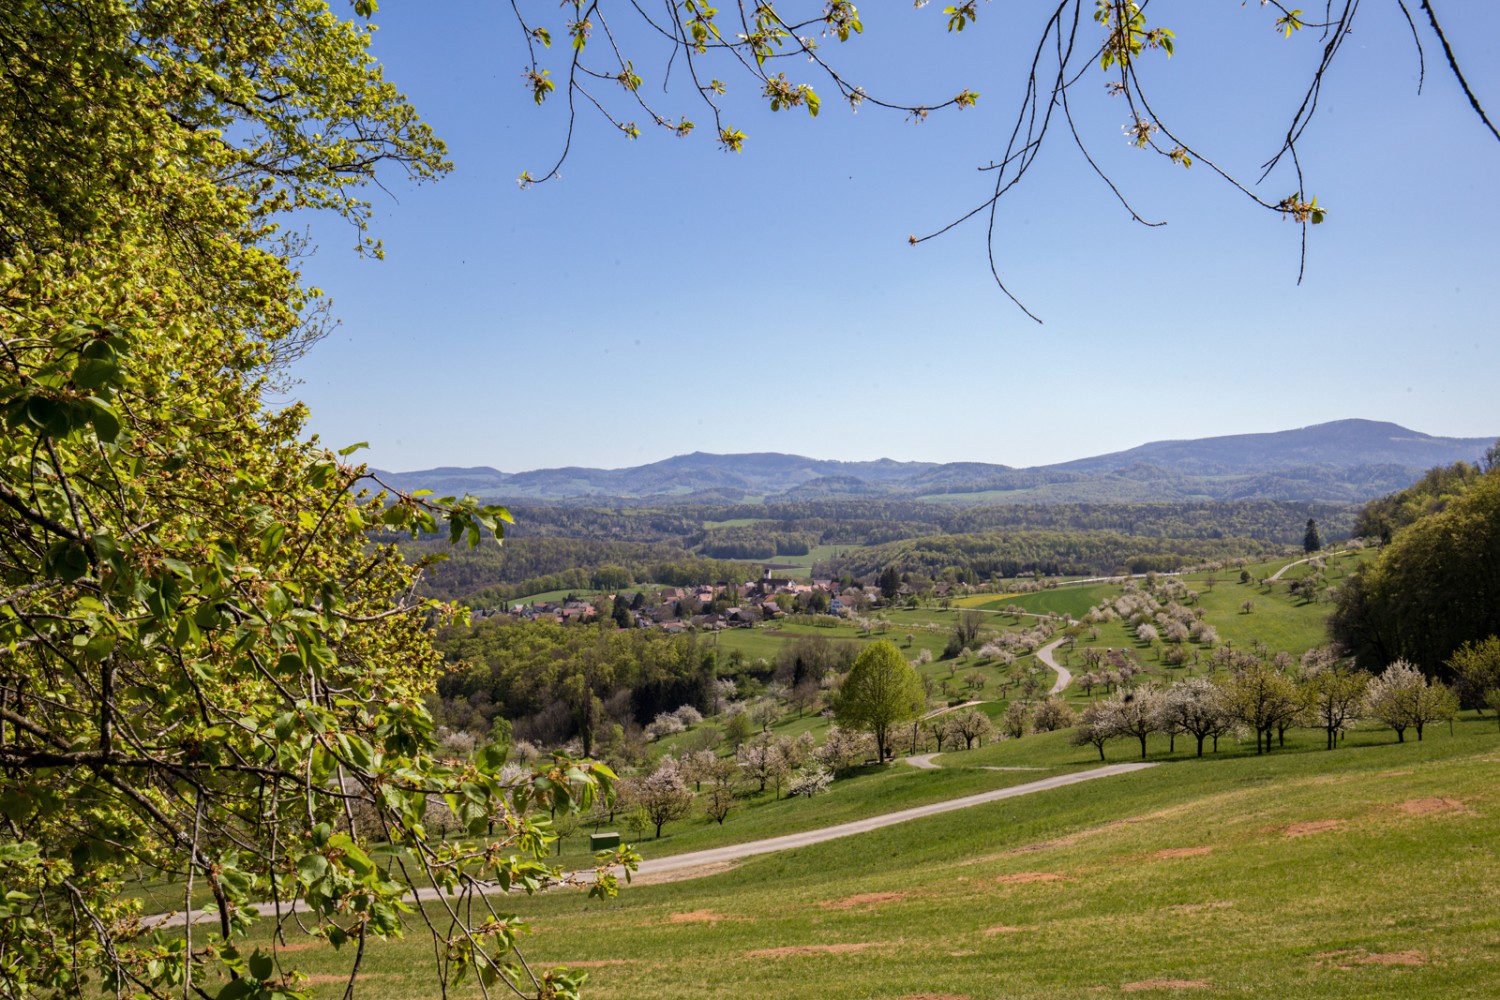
[1037, 636, 1071, 695]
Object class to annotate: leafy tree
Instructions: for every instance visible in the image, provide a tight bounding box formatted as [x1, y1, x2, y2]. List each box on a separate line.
[0, 4, 629, 998]
[834, 641, 925, 761]
[1222, 662, 1299, 754]
[1304, 518, 1323, 554]
[1447, 636, 1500, 719]
[1300, 659, 1369, 750]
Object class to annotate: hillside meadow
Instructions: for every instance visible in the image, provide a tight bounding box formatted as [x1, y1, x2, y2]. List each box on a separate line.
[213, 714, 1498, 999]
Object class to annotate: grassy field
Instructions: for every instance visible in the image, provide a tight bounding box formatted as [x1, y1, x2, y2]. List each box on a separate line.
[221, 715, 1500, 998]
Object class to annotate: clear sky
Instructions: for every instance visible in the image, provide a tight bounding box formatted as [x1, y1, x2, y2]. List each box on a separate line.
[289, 2, 1499, 473]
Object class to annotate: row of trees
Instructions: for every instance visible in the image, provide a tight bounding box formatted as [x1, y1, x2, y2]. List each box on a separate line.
[1071, 658, 1461, 760]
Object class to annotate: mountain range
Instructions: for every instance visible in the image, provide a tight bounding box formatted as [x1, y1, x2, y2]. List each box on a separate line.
[374, 420, 1494, 505]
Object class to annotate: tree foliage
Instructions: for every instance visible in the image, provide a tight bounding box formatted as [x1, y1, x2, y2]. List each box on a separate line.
[834, 641, 925, 761]
[1332, 469, 1500, 673]
[0, 4, 629, 998]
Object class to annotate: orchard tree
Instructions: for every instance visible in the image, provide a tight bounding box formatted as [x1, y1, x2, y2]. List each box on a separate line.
[1031, 698, 1077, 733]
[1070, 701, 1118, 761]
[0, 5, 635, 999]
[701, 756, 741, 825]
[1445, 635, 1500, 717]
[629, 757, 695, 837]
[1364, 660, 1459, 742]
[1222, 661, 1300, 754]
[1157, 678, 1234, 757]
[834, 641, 926, 761]
[1301, 659, 1370, 750]
[950, 708, 996, 750]
[1111, 686, 1162, 759]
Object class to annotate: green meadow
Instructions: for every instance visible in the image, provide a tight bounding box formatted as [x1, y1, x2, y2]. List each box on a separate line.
[221, 715, 1499, 999]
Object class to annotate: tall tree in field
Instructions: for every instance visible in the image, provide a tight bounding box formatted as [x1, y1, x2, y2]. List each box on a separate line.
[834, 641, 926, 761]
[0, 4, 627, 999]
[1304, 518, 1323, 554]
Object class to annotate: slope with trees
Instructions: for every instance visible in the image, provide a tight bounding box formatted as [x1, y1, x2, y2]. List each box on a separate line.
[1332, 465, 1500, 674]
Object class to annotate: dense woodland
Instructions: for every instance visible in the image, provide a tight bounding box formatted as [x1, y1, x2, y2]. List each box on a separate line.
[1332, 454, 1500, 674]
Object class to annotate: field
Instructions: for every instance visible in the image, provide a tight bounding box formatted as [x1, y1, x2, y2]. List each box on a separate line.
[152, 546, 1489, 1000]
[217, 714, 1500, 999]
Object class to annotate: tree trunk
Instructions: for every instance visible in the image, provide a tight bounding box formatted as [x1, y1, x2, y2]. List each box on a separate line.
[1195, 734, 1205, 757]
[1138, 734, 1147, 759]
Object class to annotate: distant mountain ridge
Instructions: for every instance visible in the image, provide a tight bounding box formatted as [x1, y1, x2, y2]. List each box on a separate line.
[374, 420, 1494, 505]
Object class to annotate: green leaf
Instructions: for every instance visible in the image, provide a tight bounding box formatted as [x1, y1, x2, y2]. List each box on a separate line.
[248, 949, 274, 981]
[85, 397, 120, 442]
[298, 853, 330, 882]
[72, 358, 119, 390]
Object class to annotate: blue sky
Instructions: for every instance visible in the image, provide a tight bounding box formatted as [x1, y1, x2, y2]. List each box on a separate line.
[290, 2, 1499, 473]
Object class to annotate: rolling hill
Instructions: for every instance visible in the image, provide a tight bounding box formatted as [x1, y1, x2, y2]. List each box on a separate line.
[374, 420, 1494, 505]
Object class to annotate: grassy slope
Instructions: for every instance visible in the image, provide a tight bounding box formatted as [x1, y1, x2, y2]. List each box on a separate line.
[256, 716, 1499, 999]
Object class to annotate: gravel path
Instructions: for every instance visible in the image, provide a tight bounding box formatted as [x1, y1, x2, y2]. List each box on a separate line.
[146, 763, 1155, 928]
[1036, 636, 1072, 695]
[629, 761, 1155, 879]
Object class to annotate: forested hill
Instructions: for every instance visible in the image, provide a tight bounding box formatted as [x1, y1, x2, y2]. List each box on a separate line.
[377, 420, 1495, 505]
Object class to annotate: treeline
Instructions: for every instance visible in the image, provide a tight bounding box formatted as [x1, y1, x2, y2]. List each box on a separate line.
[391, 499, 1357, 603]
[396, 535, 749, 604]
[698, 525, 816, 559]
[481, 500, 1357, 547]
[1351, 460, 1487, 544]
[433, 619, 715, 747]
[830, 530, 1288, 581]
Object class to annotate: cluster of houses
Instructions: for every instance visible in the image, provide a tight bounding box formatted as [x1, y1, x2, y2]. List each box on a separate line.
[497, 569, 891, 632]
